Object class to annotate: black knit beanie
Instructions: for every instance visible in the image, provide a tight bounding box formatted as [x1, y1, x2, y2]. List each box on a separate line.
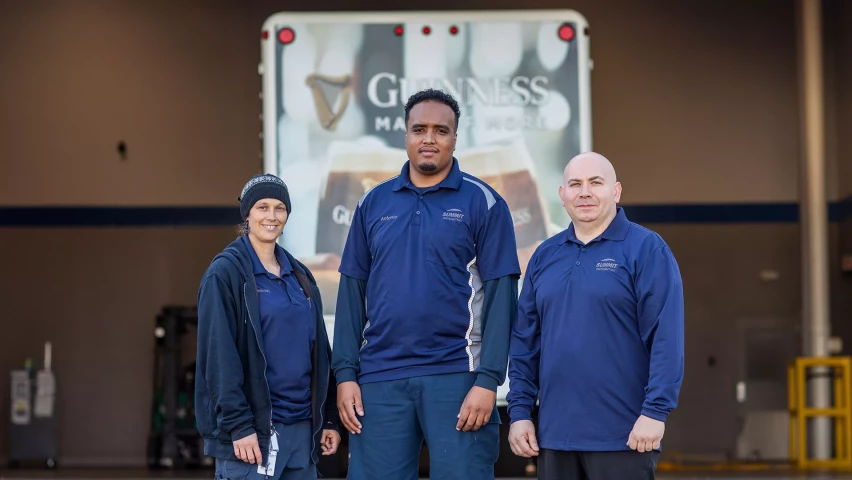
[238, 173, 291, 219]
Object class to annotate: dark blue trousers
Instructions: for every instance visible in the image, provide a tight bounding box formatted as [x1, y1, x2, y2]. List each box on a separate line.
[538, 449, 660, 480]
[346, 372, 500, 480]
[214, 420, 316, 480]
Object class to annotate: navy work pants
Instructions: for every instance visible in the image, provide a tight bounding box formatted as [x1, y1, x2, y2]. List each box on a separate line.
[346, 372, 500, 480]
[214, 420, 316, 480]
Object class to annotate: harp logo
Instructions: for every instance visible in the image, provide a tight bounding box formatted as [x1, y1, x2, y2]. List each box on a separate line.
[306, 73, 352, 131]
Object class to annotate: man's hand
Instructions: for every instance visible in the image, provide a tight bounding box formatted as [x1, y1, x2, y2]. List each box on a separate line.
[321, 429, 341, 455]
[337, 381, 364, 434]
[627, 415, 665, 452]
[456, 386, 496, 432]
[233, 432, 262, 464]
[508, 420, 539, 457]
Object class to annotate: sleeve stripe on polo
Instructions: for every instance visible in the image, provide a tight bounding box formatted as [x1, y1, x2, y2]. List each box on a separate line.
[463, 177, 496, 210]
[464, 257, 483, 372]
[358, 176, 399, 208]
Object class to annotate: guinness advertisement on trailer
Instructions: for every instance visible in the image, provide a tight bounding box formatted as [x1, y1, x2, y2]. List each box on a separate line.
[260, 11, 592, 325]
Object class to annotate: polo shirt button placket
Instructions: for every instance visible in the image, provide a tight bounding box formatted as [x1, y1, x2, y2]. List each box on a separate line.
[413, 190, 423, 226]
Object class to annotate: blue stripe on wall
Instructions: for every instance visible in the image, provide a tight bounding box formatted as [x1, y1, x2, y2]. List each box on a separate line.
[622, 203, 802, 224]
[0, 207, 241, 227]
[835, 197, 852, 222]
[1, 198, 851, 227]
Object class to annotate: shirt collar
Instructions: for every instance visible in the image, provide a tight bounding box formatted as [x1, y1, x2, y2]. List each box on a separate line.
[392, 157, 463, 192]
[560, 207, 631, 245]
[241, 235, 293, 277]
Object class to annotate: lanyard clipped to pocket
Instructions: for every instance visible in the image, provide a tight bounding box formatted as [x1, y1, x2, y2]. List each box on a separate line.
[257, 423, 279, 478]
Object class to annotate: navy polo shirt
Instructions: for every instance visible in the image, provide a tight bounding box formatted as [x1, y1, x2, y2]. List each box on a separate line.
[507, 207, 684, 451]
[338, 158, 520, 385]
[242, 235, 315, 424]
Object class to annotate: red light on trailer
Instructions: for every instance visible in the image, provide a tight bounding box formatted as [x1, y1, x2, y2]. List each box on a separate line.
[557, 23, 575, 42]
[278, 27, 295, 45]
[394, 25, 404, 36]
[422, 26, 431, 35]
[262, 30, 269, 40]
[449, 25, 459, 35]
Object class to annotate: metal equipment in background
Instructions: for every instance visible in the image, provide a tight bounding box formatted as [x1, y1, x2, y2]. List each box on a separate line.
[147, 306, 209, 469]
[8, 342, 58, 469]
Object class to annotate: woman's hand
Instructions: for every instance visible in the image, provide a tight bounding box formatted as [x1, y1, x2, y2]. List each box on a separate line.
[233, 432, 262, 464]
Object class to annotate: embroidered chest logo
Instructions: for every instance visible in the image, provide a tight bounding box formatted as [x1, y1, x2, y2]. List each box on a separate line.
[595, 258, 619, 272]
[257, 288, 271, 293]
[442, 209, 465, 222]
[380, 215, 398, 221]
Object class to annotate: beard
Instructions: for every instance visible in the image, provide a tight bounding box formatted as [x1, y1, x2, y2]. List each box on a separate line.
[415, 161, 438, 174]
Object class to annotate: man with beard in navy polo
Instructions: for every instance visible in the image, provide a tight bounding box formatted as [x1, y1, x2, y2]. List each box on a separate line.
[507, 152, 684, 480]
[332, 88, 521, 480]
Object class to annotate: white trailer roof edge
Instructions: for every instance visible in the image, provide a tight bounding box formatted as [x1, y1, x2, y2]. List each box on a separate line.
[261, 10, 589, 31]
[260, 10, 593, 175]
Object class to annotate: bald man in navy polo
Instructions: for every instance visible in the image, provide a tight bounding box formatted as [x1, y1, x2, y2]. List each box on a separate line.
[507, 152, 685, 480]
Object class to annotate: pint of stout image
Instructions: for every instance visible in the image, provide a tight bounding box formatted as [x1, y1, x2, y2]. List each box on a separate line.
[305, 141, 407, 313]
[456, 139, 552, 275]
[316, 141, 408, 256]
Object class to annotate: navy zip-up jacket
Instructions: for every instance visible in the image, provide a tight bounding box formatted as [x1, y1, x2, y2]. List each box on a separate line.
[194, 237, 339, 465]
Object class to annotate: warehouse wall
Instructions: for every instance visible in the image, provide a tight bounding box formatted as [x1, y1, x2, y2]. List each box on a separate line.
[0, 0, 263, 206]
[0, 228, 236, 465]
[0, 0, 807, 207]
[0, 0, 266, 465]
[1, 0, 850, 466]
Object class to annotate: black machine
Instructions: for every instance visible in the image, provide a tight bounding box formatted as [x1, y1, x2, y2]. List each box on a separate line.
[147, 306, 208, 469]
[144, 305, 348, 475]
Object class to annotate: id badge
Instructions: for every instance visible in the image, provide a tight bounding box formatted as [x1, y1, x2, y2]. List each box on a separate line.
[257, 430, 279, 476]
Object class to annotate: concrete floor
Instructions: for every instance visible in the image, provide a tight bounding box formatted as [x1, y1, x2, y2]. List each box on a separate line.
[1, 469, 852, 480]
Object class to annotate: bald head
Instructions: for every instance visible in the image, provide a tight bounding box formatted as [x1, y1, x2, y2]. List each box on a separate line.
[563, 151, 617, 185]
[558, 151, 622, 229]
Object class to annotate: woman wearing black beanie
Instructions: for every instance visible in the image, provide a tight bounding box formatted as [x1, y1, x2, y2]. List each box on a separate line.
[194, 173, 340, 480]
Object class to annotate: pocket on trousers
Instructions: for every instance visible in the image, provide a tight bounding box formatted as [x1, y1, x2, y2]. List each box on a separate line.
[214, 459, 253, 480]
[471, 422, 501, 466]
